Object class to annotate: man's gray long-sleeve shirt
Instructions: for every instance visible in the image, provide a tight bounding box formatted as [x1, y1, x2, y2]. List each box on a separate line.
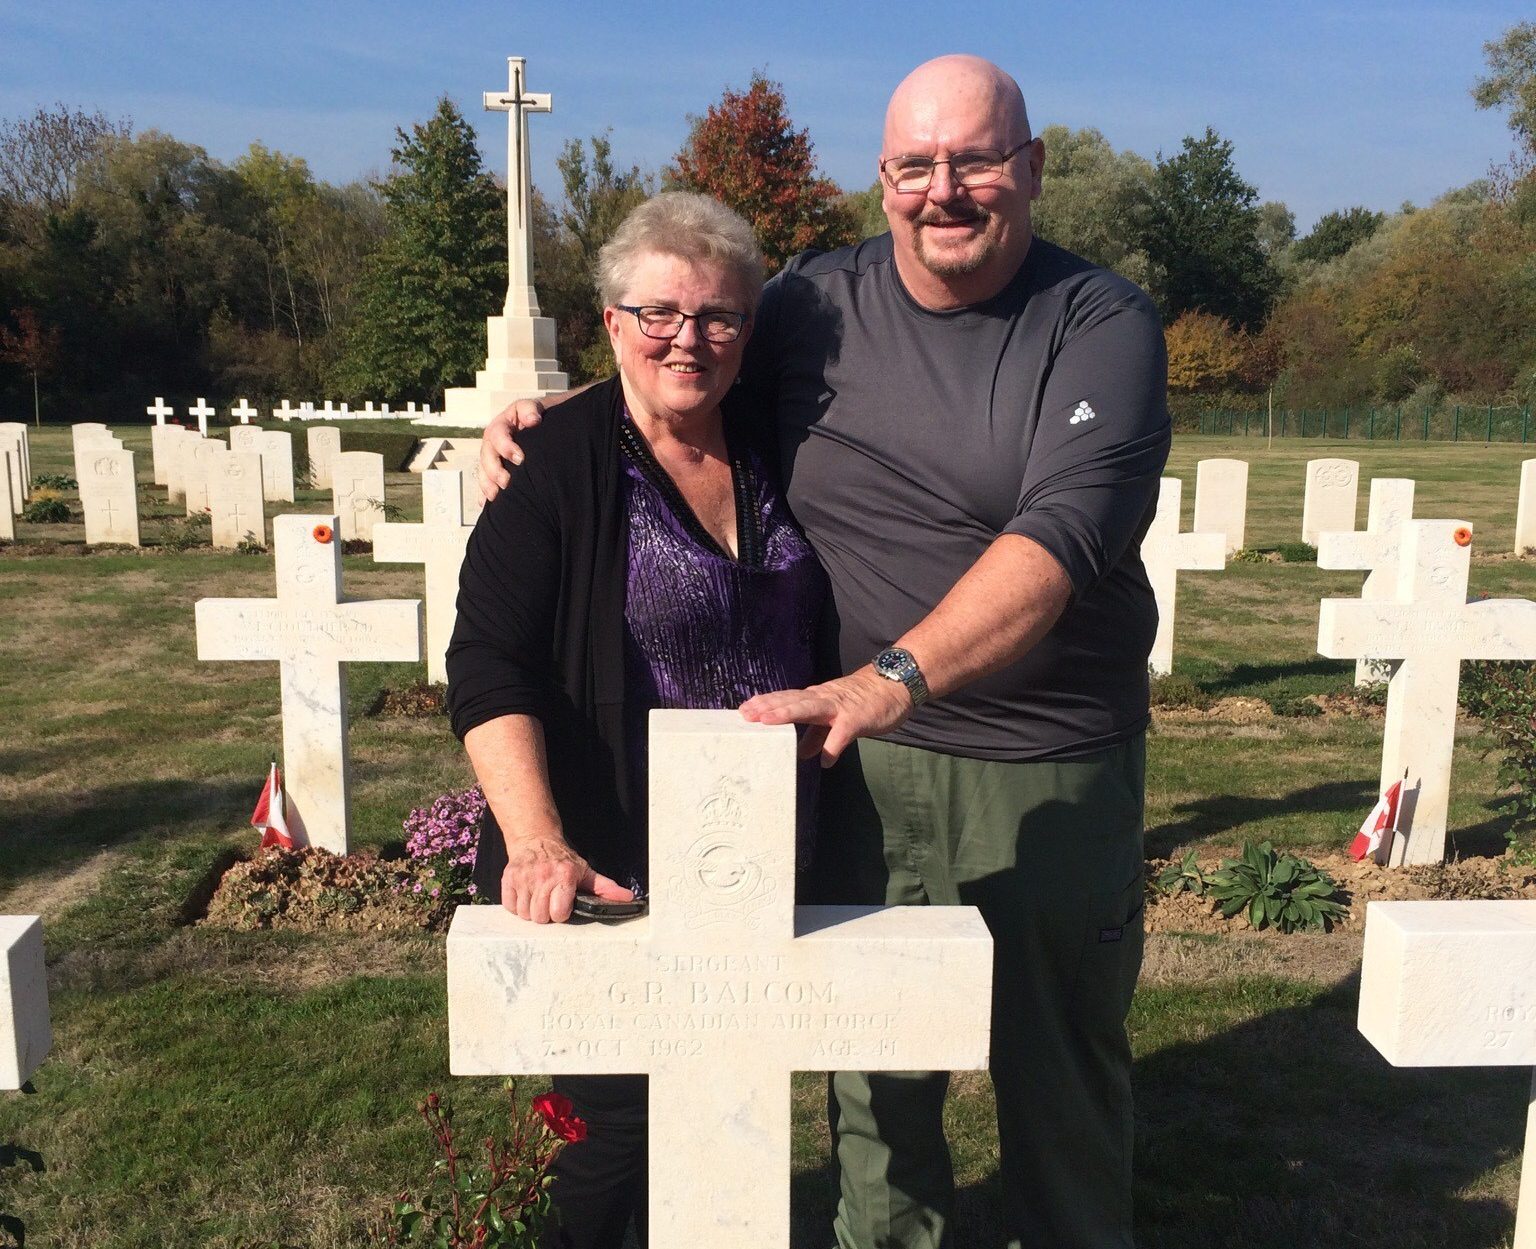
[738, 232, 1171, 761]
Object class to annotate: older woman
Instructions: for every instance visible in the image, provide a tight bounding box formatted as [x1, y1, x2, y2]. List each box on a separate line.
[445, 192, 825, 1249]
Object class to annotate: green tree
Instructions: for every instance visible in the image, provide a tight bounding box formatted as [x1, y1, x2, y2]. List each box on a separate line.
[335, 98, 504, 401]
[1474, 21, 1536, 156]
[1031, 125, 1157, 286]
[671, 73, 858, 272]
[1292, 206, 1385, 264]
[1255, 201, 1296, 258]
[1141, 127, 1277, 329]
[532, 134, 651, 383]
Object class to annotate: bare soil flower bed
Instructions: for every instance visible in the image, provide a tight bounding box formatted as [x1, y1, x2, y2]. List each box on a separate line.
[1146, 851, 1536, 936]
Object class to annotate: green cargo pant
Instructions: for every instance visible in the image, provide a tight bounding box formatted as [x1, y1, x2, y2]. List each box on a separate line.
[810, 735, 1146, 1249]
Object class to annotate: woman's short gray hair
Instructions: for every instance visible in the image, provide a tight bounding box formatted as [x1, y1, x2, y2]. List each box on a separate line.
[597, 191, 765, 310]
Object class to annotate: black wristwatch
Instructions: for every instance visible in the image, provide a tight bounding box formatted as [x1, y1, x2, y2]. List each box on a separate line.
[872, 646, 930, 708]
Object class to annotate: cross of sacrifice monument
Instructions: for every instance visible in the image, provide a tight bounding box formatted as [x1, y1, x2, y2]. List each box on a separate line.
[449, 711, 994, 1247]
[1319, 519, 1536, 866]
[2, 915, 51, 1090]
[373, 469, 473, 683]
[1359, 900, 1536, 1246]
[1317, 477, 1416, 686]
[437, 56, 567, 428]
[188, 397, 215, 437]
[1141, 476, 1226, 676]
[195, 514, 422, 853]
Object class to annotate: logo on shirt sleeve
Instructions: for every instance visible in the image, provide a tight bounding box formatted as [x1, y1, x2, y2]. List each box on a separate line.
[1069, 400, 1097, 425]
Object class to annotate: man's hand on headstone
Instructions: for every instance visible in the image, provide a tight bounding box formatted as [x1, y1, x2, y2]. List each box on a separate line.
[738, 668, 914, 767]
[478, 398, 546, 503]
[501, 834, 634, 923]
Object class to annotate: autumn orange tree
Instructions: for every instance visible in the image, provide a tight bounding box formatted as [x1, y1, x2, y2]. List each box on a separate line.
[671, 74, 858, 272]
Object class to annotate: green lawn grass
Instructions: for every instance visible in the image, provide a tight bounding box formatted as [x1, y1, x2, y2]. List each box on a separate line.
[3, 427, 1534, 1246]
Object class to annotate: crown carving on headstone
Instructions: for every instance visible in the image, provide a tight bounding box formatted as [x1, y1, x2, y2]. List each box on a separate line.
[697, 778, 747, 832]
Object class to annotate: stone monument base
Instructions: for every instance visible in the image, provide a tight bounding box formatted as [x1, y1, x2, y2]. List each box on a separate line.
[420, 310, 570, 428]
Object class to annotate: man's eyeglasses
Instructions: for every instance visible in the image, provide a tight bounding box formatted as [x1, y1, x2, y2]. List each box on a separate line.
[879, 143, 1031, 194]
[616, 305, 749, 343]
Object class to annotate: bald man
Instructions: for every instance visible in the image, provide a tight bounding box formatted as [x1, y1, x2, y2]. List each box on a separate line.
[478, 55, 1168, 1249]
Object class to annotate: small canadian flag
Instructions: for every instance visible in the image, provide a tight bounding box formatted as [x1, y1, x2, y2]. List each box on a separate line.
[1350, 779, 1403, 863]
[251, 761, 294, 850]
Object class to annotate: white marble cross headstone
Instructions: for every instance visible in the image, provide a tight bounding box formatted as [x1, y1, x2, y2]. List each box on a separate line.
[188, 397, 215, 437]
[257, 429, 296, 503]
[146, 396, 174, 425]
[1, 915, 51, 1090]
[1302, 458, 1359, 546]
[1192, 458, 1248, 556]
[80, 447, 141, 547]
[274, 400, 297, 422]
[209, 451, 266, 548]
[195, 515, 423, 853]
[1317, 478, 1416, 686]
[306, 426, 341, 490]
[332, 450, 385, 542]
[230, 398, 257, 425]
[1319, 520, 1536, 865]
[1359, 900, 1536, 1247]
[373, 470, 473, 683]
[185, 439, 226, 516]
[484, 56, 552, 320]
[449, 711, 993, 1248]
[1141, 477, 1226, 676]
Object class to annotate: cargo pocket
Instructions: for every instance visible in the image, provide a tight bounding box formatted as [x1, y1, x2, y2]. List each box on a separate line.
[1071, 868, 1146, 1026]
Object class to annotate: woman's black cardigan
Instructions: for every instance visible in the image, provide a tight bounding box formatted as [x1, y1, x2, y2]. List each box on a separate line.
[445, 376, 638, 899]
[445, 376, 782, 898]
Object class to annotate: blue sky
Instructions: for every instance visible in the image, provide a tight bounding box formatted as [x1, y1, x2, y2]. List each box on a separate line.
[1, 1, 1527, 231]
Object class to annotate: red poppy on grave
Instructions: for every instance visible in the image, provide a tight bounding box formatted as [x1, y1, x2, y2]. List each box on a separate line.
[1453, 526, 1472, 547]
[312, 523, 334, 544]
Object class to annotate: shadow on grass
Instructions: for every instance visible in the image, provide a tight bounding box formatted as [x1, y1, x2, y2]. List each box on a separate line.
[0, 778, 251, 891]
[1147, 778, 1376, 856]
[1182, 657, 1354, 700]
[1131, 973, 1522, 1248]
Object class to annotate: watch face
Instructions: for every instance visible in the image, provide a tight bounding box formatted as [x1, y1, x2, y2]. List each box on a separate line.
[876, 649, 910, 678]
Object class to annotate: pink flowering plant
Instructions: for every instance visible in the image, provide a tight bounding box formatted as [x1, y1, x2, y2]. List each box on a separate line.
[397, 785, 485, 918]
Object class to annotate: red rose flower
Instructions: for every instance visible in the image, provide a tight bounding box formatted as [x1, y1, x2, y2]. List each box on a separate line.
[533, 1091, 588, 1143]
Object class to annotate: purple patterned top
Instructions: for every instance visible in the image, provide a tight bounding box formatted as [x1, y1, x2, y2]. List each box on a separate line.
[621, 418, 826, 872]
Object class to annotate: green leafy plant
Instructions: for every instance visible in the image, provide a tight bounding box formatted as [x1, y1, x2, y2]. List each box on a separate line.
[1230, 546, 1268, 564]
[21, 497, 69, 523]
[1460, 660, 1536, 854]
[234, 535, 267, 555]
[1274, 541, 1317, 564]
[158, 512, 211, 552]
[31, 472, 75, 489]
[1148, 671, 1211, 710]
[1154, 850, 1208, 896]
[1205, 840, 1347, 932]
[381, 1082, 582, 1247]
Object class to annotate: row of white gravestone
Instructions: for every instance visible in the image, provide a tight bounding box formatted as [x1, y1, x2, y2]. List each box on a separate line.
[0, 422, 30, 525]
[1, 916, 50, 1091]
[272, 400, 441, 422]
[147, 396, 439, 430]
